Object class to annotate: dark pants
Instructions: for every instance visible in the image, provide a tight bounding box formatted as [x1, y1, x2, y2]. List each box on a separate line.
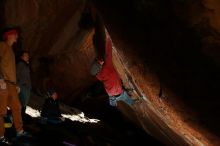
[19, 85, 31, 113]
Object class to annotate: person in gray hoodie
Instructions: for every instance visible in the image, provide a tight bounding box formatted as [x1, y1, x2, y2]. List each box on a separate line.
[16, 51, 31, 117]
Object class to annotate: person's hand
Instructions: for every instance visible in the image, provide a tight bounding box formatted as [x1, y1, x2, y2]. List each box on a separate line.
[98, 59, 104, 65]
[0, 79, 6, 89]
[16, 86, 20, 93]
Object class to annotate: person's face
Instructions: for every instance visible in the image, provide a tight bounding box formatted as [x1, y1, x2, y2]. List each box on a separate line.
[7, 33, 18, 43]
[21, 53, 29, 62]
[51, 92, 58, 100]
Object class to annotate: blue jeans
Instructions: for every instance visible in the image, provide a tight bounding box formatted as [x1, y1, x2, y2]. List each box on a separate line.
[109, 90, 134, 106]
[19, 85, 31, 108]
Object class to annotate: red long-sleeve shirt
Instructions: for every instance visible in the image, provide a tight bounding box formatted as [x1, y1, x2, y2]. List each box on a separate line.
[96, 36, 123, 96]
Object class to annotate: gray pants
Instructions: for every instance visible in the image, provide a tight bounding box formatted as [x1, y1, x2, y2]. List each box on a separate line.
[19, 85, 31, 108]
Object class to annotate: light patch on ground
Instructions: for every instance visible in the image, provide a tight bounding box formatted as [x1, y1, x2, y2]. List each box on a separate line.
[26, 106, 100, 123]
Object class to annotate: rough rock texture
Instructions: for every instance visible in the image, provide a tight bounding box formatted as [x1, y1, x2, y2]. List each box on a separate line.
[93, 0, 220, 145]
[2, 0, 220, 145]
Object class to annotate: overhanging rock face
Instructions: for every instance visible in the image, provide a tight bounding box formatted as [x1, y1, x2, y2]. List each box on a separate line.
[3, 0, 220, 145]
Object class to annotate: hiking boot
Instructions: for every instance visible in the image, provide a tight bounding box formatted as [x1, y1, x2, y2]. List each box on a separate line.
[0, 136, 12, 145]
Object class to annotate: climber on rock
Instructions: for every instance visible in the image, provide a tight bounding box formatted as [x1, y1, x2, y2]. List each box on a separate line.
[90, 19, 135, 107]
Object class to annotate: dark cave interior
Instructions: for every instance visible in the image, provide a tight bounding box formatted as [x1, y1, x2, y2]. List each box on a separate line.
[1, 0, 220, 145]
